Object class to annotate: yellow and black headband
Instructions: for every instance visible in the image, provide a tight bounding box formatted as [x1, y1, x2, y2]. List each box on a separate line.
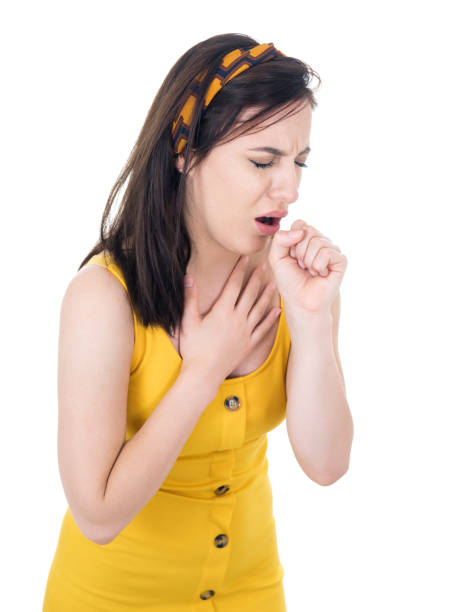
[171, 42, 285, 155]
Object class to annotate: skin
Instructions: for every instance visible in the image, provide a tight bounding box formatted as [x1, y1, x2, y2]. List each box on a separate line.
[175, 99, 313, 313]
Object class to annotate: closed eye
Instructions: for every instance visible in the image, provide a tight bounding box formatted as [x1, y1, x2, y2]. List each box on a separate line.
[251, 160, 308, 169]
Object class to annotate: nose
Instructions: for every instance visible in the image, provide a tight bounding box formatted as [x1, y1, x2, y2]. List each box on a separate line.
[268, 162, 300, 204]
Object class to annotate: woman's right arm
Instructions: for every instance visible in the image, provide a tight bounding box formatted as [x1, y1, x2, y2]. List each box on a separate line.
[57, 266, 221, 546]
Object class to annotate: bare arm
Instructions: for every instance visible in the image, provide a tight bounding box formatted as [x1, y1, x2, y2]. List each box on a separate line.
[285, 293, 353, 485]
[97, 368, 217, 544]
[58, 266, 220, 545]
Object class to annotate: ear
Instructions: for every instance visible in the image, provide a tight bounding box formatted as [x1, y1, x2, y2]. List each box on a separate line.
[174, 153, 185, 174]
[174, 149, 198, 175]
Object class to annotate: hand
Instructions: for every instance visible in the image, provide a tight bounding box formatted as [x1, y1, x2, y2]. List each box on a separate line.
[178, 255, 281, 382]
[268, 219, 347, 315]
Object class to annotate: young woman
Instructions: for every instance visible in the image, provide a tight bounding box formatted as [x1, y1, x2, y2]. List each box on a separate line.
[43, 33, 353, 611]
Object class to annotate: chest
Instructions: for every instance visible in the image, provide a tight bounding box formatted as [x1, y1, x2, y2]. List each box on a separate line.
[166, 289, 282, 380]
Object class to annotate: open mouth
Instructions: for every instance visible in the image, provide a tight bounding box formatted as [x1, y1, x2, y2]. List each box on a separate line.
[255, 216, 279, 226]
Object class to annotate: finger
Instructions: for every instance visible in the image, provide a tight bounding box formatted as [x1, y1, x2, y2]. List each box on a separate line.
[235, 262, 267, 313]
[269, 229, 305, 264]
[291, 221, 329, 242]
[181, 273, 200, 326]
[219, 254, 249, 309]
[299, 235, 322, 270]
[312, 247, 342, 275]
[247, 280, 277, 330]
[290, 219, 308, 232]
[296, 236, 333, 268]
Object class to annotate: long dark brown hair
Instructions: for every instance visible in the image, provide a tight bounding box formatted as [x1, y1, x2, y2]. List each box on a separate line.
[78, 33, 321, 335]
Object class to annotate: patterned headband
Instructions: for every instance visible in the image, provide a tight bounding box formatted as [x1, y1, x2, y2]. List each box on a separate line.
[171, 42, 285, 155]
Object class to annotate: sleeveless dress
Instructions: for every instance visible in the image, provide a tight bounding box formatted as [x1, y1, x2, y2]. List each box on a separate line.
[42, 250, 291, 611]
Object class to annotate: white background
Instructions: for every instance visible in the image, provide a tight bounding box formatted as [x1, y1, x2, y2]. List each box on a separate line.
[2, 1, 475, 610]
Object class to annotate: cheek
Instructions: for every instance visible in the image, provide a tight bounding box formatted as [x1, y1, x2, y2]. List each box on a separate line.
[198, 164, 266, 226]
[215, 166, 263, 202]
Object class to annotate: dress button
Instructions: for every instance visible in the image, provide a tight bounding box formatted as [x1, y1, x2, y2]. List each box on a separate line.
[224, 395, 241, 411]
[214, 485, 230, 496]
[214, 533, 229, 548]
[199, 589, 215, 600]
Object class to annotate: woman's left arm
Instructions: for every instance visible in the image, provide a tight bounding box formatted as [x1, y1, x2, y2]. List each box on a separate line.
[285, 291, 353, 485]
[268, 219, 353, 486]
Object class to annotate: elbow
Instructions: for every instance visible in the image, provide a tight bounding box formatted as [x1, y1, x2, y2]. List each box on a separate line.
[84, 525, 117, 546]
[91, 532, 116, 546]
[310, 464, 349, 486]
[71, 509, 117, 546]
[296, 454, 349, 486]
[84, 517, 119, 545]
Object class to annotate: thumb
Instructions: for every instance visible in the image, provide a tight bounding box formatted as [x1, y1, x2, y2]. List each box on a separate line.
[270, 228, 304, 260]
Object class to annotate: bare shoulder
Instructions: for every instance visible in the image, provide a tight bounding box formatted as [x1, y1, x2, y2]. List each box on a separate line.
[61, 264, 135, 369]
[66, 263, 134, 331]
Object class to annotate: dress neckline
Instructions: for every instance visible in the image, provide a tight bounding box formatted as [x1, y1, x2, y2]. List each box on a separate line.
[161, 295, 284, 385]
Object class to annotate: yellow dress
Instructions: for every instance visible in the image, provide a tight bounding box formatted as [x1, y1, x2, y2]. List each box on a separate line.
[43, 251, 291, 611]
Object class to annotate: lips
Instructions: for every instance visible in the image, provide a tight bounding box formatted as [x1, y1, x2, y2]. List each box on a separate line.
[255, 210, 287, 220]
[255, 216, 280, 226]
[254, 217, 281, 235]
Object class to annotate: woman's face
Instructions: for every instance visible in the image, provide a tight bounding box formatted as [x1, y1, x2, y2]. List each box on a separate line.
[177, 100, 312, 261]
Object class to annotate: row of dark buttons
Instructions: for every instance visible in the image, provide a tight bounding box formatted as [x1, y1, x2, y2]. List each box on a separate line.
[200, 430, 237, 601]
[198, 530, 230, 599]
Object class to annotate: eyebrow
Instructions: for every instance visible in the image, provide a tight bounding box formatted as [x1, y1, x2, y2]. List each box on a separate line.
[247, 145, 311, 156]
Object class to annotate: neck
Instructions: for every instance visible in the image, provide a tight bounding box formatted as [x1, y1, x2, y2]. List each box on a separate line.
[186, 243, 272, 313]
